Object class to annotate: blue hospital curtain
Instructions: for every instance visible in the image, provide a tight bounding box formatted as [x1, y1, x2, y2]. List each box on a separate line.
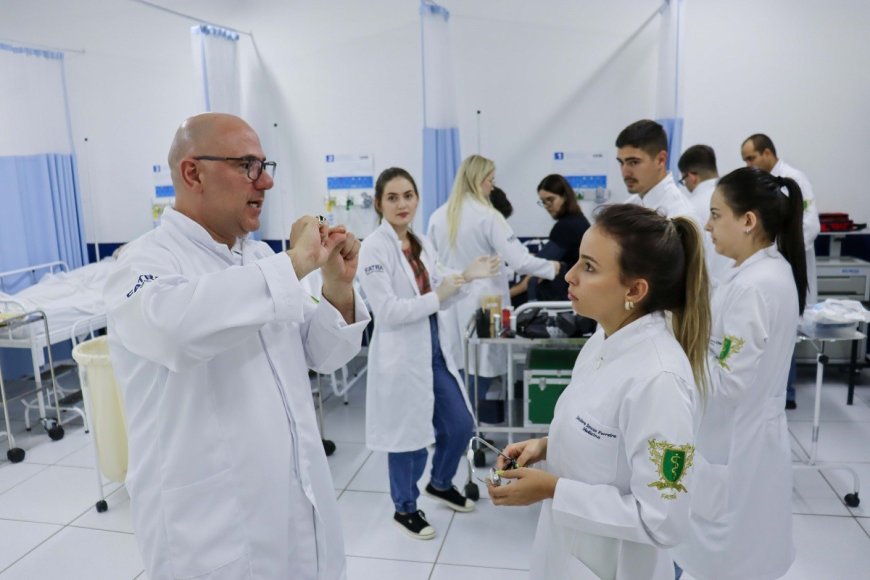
[0, 44, 86, 283]
[420, 0, 461, 229]
[655, 0, 686, 177]
[0, 43, 85, 377]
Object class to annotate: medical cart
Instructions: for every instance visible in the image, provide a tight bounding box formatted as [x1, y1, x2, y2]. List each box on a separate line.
[0, 311, 66, 463]
[463, 302, 587, 468]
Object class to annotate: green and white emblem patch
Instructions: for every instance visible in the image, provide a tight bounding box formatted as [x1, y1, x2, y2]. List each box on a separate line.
[647, 439, 695, 500]
[717, 335, 745, 371]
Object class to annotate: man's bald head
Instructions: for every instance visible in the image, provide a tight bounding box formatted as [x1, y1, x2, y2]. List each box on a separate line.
[168, 113, 255, 189]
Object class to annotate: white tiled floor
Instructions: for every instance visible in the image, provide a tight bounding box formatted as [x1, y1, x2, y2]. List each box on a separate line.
[2, 365, 869, 578]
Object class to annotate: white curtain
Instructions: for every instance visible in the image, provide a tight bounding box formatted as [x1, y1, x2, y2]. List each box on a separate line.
[421, 1, 458, 130]
[190, 25, 241, 114]
[655, 0, 685, 176]
[420, 0, 461, 228]
[0, 44, 73, 157]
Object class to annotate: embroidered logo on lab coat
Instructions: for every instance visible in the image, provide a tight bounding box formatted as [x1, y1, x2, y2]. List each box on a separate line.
[716, 335, 745, 371]
[647, 439, 694, 500]
[364, 264, 384, 275]
[125, 274, 158, 298]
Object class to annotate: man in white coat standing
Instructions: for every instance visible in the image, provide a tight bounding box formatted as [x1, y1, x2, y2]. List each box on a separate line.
[105, 113, 370, 580]
[678, 144, 734, 286]
[742, 133, 820, 408]
[616, 119, 696, 224]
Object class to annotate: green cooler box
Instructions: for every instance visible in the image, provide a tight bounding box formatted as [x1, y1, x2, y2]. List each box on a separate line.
[524, 348, 581, 426]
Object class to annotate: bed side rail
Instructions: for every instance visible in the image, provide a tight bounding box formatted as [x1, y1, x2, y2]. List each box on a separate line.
[0, 261, 70, 293]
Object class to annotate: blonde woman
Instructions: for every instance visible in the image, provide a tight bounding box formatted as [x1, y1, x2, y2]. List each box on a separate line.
[427, 155, 560, 420]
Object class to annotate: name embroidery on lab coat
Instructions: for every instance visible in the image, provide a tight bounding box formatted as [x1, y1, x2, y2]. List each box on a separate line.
[575, 416, 617, 440]
[716, 335, 745, 371]
[364, 264, 384, 275]
[125, 274, 158, 298]
[647, 439, 695, 500]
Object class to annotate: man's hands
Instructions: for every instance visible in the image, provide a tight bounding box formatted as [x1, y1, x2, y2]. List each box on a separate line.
[286, 216, 359, 323]
[287, 216, 345, 280]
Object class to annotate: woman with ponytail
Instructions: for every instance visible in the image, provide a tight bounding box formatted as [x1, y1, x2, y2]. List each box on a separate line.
[673, 167, 806, 580]
[488, 204, 709, 579]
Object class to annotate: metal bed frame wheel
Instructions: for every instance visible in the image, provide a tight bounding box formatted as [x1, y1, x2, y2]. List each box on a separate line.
[1, 364, 26, 462]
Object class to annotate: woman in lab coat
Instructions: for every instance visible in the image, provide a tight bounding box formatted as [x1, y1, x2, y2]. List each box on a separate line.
[488, 203, 711, 579]
[427, 155, 560, 419]
[672, 167, 808, 580]
[359, 167, 500, 539]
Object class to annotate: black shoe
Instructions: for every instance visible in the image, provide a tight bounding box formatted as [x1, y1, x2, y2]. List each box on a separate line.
[785, 400, 797, 410]
[393, 510, 435, 540]
[423, 483, 475, 512]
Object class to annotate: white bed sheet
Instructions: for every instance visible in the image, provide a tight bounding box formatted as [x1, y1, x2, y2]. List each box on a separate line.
[0, 259, 114, 342]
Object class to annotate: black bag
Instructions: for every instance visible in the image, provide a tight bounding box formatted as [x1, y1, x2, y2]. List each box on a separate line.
[516, 307, 550, 338]
[475, 308, 492, 338]
[555, 311, 597, 337]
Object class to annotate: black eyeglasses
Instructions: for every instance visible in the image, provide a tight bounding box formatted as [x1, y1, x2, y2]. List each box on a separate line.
[193, 156, 277, 181]
[536, 198, 556, 207]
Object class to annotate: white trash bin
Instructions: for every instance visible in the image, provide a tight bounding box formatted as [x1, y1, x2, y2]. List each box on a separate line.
[72, 336, 128, 503]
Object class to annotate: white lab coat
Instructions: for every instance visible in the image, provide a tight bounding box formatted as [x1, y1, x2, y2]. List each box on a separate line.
[531, 313, 697, 580]
[771, 159, 820, 305]
[672, 245, 797, 580]
[686, 178, 734, 287]
[104, 208, 370, 580]
[626, 173, 697, 226]
[427, 199, 555, 377]
[358, 222, 473, 452]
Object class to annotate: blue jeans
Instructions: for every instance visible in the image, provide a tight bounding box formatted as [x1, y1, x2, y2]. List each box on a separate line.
[786, 351, 797, 402]
[388, 316, 474, 513]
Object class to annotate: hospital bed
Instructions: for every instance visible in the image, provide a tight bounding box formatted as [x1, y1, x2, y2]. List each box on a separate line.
[0, 260, 111, 454]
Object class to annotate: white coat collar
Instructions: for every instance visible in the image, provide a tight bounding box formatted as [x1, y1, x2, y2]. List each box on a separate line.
[640, 173, 679, 208]
[771, 159, 784, 176]
[375, 220, 426, 296]
[596, 312, 668, 365]
[723, 244, 780, 284]
[691, 178, 717, 200]
[161, 207, 248, 264]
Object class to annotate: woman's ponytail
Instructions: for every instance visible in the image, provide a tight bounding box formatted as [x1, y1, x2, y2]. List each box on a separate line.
[776, 176, 809, 314]
[594, 205, 711, 400]
[671, 217, 711, 398]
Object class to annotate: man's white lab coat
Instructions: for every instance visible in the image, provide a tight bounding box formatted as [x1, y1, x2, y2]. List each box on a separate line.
[105, 208, 369, 579]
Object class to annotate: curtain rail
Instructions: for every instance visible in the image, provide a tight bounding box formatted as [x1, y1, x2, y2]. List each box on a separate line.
[129, 0, 252, 37]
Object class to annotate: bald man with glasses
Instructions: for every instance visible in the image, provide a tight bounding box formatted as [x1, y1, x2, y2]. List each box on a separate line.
[105, 113, 370, 579]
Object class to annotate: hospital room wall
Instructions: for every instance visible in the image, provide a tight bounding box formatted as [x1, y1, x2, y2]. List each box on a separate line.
[1, 0, 868, 247]
[220, 0, 870, 238]
[679, 0, 870, 231]
[0, 0, 204, 247]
